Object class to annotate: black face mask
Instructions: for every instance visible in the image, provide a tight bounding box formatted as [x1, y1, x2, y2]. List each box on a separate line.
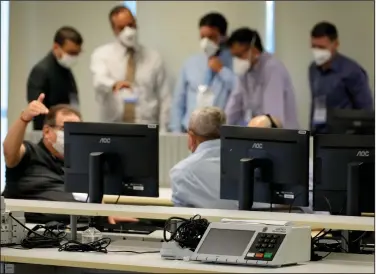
[265, 114, 278, 128]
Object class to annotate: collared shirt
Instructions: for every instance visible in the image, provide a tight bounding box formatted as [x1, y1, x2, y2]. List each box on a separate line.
[90, 41, 171, 131]
[169, 49, 235, 132]
[2, 140, 76, 223]
[225, 52, 299, 129]
[170, 139, 238, 209]
[170, 139, 314, 210]
[27, 52, 79, 130]
[309, 53, 373, 133]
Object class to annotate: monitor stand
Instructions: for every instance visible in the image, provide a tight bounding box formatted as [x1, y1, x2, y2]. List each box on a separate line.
[341, 162, 367, 253]
[88, 152, 106, 229]
[238, 158, 273, 211]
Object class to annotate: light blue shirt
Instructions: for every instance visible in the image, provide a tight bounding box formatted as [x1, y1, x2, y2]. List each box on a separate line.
[170, 139, 238, 209]
[170, 49, 235, 132]
[170, 139, 314, 211]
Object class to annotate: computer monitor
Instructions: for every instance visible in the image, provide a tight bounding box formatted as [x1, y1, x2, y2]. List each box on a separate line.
[220, 126, 310, 211]
[64, 122, 159, 204]
[313, 134, 375, 216]
[327, 108, 374, 135]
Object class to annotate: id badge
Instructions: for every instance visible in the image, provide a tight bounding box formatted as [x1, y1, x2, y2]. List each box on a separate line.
[245, 109, 252, 124]
[196, 85, 214, 108]
[313, 95, 327, 124]
[120, 88, 138, 104]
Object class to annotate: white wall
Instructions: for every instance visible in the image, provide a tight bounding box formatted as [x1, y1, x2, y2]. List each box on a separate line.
[137, 1, 266, 85]
[8, 1, 266, 129]
[7, 1, 375, 130]
[274, 1, 375, 129]
[8, 1, 119, 128]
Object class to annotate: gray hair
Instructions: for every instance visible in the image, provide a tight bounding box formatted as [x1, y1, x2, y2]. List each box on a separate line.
[188, 107, 226, 138]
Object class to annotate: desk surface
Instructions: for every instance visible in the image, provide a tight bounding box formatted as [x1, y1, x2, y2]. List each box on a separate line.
[103, 187, 173, 206]
[1, 247, 373, 273]
[5, 199, 374, 231]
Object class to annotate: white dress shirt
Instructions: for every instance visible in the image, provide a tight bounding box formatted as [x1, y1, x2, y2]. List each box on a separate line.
[90, 41, 171, 131]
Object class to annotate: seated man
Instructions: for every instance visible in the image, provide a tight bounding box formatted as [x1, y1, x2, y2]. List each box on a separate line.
[170, 110, 313, 211]
[2, 93, 136, 224]
[170, 107, 238, 209]
[247, 114, 313, 210]
[248, 114, 283, 128]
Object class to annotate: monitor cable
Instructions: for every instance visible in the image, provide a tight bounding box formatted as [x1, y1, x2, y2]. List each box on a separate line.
[58, 237, 159, 254]
[4, 213, 67, 249]
[5, 212, 159, 254]
[288, 192, 303, 213]
[311, 197, 348, 261]
[115, 195, 121, 204]
[163, 215, 210, 251]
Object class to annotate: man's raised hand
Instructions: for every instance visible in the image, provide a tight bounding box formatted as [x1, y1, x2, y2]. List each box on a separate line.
[21, 93, 49, 122]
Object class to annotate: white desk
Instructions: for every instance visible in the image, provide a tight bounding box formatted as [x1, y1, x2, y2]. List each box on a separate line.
[103, 187, 173, 206]
[1, 247, 373, 273]
[6, 199, 374, 231]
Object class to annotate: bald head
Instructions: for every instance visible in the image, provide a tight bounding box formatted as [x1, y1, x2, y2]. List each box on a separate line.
[248, 115, 283, 128]
[187, 107, 226, 152]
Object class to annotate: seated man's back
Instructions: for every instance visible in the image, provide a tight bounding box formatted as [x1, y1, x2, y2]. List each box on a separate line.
[170, 107, 237, 210]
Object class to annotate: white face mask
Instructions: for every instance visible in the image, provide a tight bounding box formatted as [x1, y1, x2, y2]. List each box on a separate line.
[233, 57, 250, 75]
[312, 48, 331, 66]
[118, 27, 138, 48]
[57, 53, 78, 69]
[52, 130, 65, 156]
[200, 37, 219, 57]
[232, 35, 256, 75]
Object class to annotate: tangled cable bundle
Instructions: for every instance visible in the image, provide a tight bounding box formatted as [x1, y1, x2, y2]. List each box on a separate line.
[4, 213, 67, 249]
[59, 238, 111, 253]
[163, 214, 210, 251]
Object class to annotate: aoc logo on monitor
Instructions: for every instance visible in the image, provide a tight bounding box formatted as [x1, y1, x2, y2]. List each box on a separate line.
[99, 138, 111, 144]
[252, 143, 263, 149]
[356, 150, 369, 157]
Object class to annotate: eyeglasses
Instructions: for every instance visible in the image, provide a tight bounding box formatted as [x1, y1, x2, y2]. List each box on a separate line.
[47, 124, 64, 131]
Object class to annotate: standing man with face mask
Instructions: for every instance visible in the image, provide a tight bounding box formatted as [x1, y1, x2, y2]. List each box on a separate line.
[27, 26, 83, 130]
[169, 13, 235, 133]
[91, 6, 170, 131]
[225, 28, 299, 129]
[309, 22, 373, 134]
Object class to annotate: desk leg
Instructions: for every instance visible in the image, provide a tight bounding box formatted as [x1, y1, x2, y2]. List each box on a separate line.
[341, 230, 362, 253]
[70, 215, 77, 241]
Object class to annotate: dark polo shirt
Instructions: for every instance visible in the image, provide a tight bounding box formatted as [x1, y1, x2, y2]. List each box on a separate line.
[27, 51, 79, 130]
[2, 140, 77, 224]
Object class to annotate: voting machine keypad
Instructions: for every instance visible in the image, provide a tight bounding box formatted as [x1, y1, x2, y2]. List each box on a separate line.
[244, 233, 285, 261]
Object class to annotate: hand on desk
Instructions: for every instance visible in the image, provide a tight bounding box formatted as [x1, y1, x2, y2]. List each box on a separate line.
[101, 201, 139, 224]
[108, 216, 139, 224]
